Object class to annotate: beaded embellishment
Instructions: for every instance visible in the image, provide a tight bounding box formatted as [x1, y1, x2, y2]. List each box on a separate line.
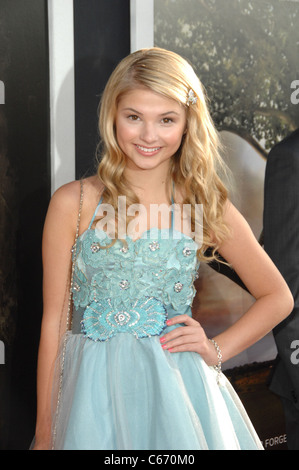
[81, 296, 167, 341]
[186, 89, 197, 106]
[72, 229, 200, 323]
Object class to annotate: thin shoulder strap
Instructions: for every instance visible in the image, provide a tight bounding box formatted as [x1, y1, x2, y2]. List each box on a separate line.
[75, 179, 84, 240]
[52, 179, 84, 447]
[68, 179, 84, 328]
[171, 182, 175, 230]
[88, 195, 103, 229]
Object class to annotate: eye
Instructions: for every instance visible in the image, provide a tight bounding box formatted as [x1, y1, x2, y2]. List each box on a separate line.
[161, 117, 173, 124]
[128, 114, 140, 121]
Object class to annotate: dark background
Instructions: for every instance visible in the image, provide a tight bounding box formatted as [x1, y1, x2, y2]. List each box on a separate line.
[0, 0, 50, 450]
[0, 0, 130, 450]
[74, 0, 130, 179]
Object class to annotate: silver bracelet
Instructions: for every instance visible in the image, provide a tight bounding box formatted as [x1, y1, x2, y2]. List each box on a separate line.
[209, 339, 222, 385]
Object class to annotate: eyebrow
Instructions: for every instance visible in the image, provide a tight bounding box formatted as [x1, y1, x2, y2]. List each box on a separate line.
[121, 107, 180, 116]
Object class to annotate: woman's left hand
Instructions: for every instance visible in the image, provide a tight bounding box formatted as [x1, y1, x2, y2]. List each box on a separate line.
[160, 314, 218, 366]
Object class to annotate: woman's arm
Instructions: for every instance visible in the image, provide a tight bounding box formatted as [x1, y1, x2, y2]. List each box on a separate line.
[33, 181, 81, 449]
[209, 201, 294, 363]
[161, 201, 294, 366]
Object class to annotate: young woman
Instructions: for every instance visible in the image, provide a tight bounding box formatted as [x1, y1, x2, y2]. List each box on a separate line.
[33, 48, 293, 450]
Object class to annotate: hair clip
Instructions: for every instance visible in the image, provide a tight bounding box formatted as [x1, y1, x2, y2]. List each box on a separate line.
[186, 89, 197, 106]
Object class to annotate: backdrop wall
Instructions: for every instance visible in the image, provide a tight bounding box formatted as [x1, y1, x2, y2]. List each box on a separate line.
[0, 0, 50, 450]
[153, 0, 299, 450]
[0, 0, 130, 450]
[0, 0, 297, 450]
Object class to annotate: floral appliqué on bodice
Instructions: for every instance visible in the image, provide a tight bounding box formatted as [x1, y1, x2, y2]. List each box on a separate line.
[72, 217, 200, 342]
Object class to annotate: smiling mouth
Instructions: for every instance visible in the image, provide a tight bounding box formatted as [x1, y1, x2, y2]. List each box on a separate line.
[135, 144, 161, 153]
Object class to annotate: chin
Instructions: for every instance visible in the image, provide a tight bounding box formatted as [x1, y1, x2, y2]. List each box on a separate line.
[127, 155, 171, 172]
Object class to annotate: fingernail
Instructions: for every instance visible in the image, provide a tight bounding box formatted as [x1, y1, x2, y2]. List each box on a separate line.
[162, 344, 168, 349]
[166, 320, 172, 325]
[160, 337, 166, 343]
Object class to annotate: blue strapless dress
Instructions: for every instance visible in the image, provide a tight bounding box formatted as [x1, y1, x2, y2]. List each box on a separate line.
[52, 201, 263, 450]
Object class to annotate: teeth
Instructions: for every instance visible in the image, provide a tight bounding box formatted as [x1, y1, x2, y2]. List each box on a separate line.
[136, 145, 160, 153]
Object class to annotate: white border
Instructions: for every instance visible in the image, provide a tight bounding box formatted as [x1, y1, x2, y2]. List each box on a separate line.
[130, 0, 154, 52]
[48, 0, 76, 194]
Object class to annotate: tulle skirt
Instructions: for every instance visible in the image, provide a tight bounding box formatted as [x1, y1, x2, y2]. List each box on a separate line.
[50, 330, 263, 450]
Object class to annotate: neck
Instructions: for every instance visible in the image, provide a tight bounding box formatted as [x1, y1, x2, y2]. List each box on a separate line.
[124, 165, 172, 202]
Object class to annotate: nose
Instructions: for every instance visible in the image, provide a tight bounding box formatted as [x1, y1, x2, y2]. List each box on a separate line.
[140, 122, 158, 144]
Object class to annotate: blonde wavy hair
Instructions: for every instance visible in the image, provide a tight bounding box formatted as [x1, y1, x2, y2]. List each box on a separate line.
[96, 47, 230, 263]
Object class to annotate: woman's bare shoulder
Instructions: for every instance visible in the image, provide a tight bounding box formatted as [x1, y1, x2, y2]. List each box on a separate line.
[49, 180, 81, 213]
[50, 176, 104, 213]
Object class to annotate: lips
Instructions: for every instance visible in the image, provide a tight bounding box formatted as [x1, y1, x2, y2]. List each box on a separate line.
[135, 144, 161, 154]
